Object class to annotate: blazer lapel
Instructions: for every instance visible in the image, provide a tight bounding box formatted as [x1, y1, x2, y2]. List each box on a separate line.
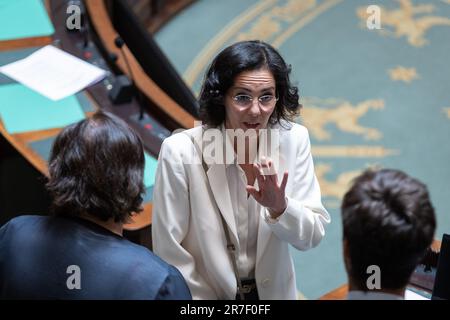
[206, 163, 239, 248]
[190, 125, 239, 247]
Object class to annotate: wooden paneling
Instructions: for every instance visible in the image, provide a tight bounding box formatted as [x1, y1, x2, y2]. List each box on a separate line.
[85, 0, 196, 130]
[0, 36, 53, 51]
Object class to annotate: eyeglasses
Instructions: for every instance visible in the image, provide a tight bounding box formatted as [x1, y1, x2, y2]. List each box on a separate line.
[232, 94, 279, 107]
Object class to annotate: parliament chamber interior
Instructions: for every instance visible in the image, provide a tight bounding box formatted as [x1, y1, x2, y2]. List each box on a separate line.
[0, 0, 449, 302]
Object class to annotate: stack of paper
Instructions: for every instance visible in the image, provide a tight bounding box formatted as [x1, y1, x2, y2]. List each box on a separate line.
[0, 45, 107, 100]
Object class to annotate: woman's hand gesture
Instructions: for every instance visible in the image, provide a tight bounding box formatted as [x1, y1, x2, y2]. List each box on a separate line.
[246, 157, 288, 218]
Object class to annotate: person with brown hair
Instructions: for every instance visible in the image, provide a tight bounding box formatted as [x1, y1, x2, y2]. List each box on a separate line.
[341, 168, 436, 299]
[0, 111, 191, 300]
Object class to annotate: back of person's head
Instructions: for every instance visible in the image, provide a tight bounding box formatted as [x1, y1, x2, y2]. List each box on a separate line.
[46, 111, 145, 223]
[341, 168, 436, 291]
[198, 40, 300, 127]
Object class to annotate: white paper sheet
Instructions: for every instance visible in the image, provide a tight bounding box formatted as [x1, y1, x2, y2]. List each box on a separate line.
[0, 45, 106, 100]
[405, 289, 430, 300]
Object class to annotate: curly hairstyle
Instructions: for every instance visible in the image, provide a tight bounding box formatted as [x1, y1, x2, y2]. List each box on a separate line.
[46, 111, 145, 223]
[198, 40, 300, 127]
[341, 169, 436, 290]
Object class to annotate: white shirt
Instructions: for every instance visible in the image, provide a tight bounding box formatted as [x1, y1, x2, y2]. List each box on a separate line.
[224, 125, 285, 279]
[347, 290, 404, 300]
[226, 161, 259, 279]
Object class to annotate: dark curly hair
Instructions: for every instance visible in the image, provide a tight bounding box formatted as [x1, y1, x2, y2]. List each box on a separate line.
[198, 40, 300, 127]
[341, 169, 436, 291]
[46, 111, 145, 223]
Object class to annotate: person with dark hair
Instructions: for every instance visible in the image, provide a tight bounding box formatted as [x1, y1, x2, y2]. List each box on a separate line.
[152, 40, 330, 300]
[0, 111, 191, 300]
[341, 168, 436, 300]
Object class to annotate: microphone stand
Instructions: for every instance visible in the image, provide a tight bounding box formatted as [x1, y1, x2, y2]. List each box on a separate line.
[114, 36, 145, 120]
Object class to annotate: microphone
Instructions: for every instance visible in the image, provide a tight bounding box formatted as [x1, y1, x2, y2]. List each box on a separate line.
[112, 36, 146, 119]
[114, 37, 125, 48]
[108, 52, 118, 63]
[114, 37, 136, 91]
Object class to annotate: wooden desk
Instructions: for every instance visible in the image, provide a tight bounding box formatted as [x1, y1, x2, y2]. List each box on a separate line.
[0, 106, 152, 230]
[0, 0, 56, 176]
[319, 240, 442, 300]
[0, 0, 163, 233]
[0, 0, 52, 51]
[0, 36, 52, 52]
[85, 0, 196, 130]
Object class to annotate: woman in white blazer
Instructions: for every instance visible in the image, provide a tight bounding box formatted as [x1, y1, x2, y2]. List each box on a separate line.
[152, 40, 330, 300]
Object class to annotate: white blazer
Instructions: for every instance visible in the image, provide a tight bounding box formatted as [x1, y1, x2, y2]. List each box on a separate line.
[152, 122, 330, 299]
